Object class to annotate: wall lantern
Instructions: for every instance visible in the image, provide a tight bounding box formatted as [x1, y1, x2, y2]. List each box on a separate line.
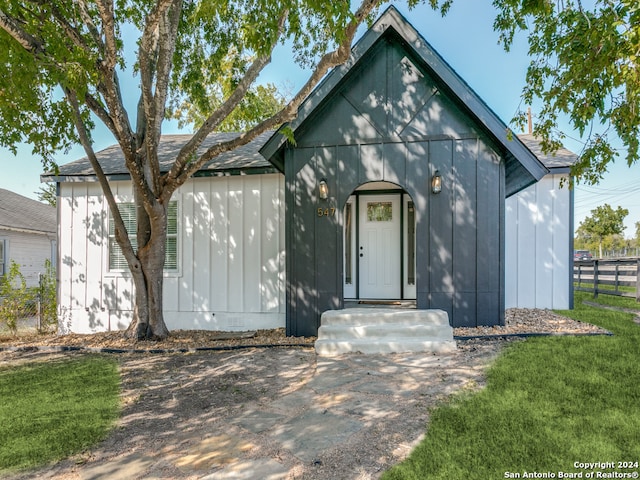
[431, 170, 442, 194]
[318, 179, 329, 200]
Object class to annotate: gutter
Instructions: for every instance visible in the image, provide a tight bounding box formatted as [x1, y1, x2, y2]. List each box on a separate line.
[0, 224, 56, 236]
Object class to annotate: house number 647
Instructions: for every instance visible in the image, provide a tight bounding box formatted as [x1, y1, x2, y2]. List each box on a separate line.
[317, 207, 336, 217]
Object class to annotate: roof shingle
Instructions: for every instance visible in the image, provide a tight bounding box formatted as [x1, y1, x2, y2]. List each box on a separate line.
[0, 189, 56, 234]
[43, 131, 276, 181]
[517, 134, 577, 171]
[44, 130, 576, 184]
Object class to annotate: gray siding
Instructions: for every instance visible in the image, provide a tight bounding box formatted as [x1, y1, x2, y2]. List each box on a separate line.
[285, 36, 505, 335]
[284, 36, 506, 336]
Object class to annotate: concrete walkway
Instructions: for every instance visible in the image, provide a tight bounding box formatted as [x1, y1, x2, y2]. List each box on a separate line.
[5, 342, 500, 480]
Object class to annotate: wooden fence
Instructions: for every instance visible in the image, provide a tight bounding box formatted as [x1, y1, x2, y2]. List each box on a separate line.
[574, 258, 640, 302]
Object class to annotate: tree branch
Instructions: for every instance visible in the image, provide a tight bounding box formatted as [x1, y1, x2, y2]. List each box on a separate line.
[164, 10, 289, 189]
[64, 87, 141, 274]
[165, 0, 380, 192]
[0, 9, 45, 54]
[77, 0, 103, 48]
[88, 0, 161, 212]
[84, 92, 115, 132]
[41, 1, 93, 53]
[91, 0, 136, 161]
[166, 52, 275, 186]
[0, 4, 138, 176]
[152, 1, 182, 134]
[141, 0, 183, 196]
[139, 0, 178, 132]
[95, 0, 117, 71]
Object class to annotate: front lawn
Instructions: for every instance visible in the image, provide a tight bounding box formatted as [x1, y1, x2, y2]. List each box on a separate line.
[0, 356, 120, 473]
[383, 292, 640, 479]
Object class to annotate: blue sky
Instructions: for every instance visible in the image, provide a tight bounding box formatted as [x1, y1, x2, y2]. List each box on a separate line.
[1, 0, 638, 237]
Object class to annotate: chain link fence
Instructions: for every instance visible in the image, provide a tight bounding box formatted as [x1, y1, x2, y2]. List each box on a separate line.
[0, 260, 57, 335]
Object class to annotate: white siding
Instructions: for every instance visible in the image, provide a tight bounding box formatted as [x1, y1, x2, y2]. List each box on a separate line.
[0, 229, 55, 287]
[505, 174, 571, 309]
[58, 174, 286, 334]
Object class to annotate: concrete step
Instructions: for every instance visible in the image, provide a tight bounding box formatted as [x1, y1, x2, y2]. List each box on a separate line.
[314, 308, 456, 356]
[315, 338, 457, 356]
[317, 323, 453, 340]
[320, 308, 450, 326]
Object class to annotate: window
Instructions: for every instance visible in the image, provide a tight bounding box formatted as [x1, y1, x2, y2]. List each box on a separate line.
[0, 239, 5, 277]
[345, 202, 353, 284]
[407, 202, 415, 285]
[367, 202, 393, 222]
[50, 240, 57, 271]
[108, 201, 179, 272]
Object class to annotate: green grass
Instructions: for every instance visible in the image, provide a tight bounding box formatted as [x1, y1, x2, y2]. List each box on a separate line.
[573, 281, 637, 300]
[574, 284, 640, 310]
[383, 292, 640, 480]
[0, 356, 120, 473]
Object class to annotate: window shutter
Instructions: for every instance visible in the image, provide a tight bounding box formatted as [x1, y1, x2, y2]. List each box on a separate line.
[165, 201, 178, 270]
[109, 201, 178, 272]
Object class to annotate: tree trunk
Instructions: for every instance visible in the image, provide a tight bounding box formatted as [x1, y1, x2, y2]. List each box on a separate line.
[599, 237, 603, 259]
[125, 202, 170, 340]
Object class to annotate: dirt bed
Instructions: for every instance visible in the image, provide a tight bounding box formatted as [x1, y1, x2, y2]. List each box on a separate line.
[0, 308, 607, 352]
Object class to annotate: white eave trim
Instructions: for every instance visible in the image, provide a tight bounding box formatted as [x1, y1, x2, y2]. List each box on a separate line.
[0, 224, 56, 236]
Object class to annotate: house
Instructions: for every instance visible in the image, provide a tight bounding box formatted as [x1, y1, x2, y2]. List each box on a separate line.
[44, 7, 575, 336]
[0, 188, 56, 287]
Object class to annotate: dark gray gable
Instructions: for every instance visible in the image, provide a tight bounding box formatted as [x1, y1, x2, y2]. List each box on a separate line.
[288, 34, 481, 149]
[260, 6, 549, 196]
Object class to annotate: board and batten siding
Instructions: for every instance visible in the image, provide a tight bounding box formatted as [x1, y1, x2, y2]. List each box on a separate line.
[279, 31, 509, 335]
[57, 174, 285, 334]
[505, 174, 572, 310]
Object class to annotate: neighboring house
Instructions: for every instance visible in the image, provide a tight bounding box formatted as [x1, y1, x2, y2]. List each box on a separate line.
[44, 7, 574, 336]
[0, 188, 56, 287]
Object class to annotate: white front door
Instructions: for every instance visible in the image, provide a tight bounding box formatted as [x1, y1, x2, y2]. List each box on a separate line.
[359, 194, 401, 298]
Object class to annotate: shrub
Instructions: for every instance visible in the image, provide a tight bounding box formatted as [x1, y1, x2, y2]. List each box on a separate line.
[39, 259, 57, 330]
[0, 261, 33, 334]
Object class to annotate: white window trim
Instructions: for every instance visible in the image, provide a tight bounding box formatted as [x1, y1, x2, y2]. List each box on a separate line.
[105, 196, 182, 278]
